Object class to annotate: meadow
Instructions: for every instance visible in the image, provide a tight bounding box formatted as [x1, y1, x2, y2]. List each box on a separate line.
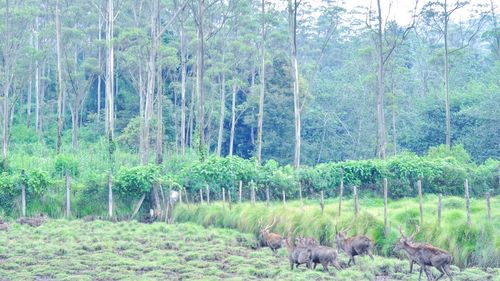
[173, 195, 500, 269]
[0, 219, 499, 281]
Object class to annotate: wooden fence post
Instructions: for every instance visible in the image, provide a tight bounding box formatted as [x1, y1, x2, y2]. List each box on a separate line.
[250, 180, 255, 204]
[486, 191, 491, 222]
[228, 189, 232, 209]
[179, 188, 183, 205]
[206, 184, 210, 204]
[199, 189, 204, 204]
[338, 170, 344, 217]
[239, 181, 242, 203]
[266, 187, 270, 206]
[282, 189, 286, 204]
[21, 170, 26, 217]
[320, 190, 324, 215]
[383, 178, 388, 237]
[299, 183, 303, 205]
[65, 170, 71, 217]
[465, 179, 471, 225]
[438, 193, 442, 226]
[353, 185, 359, 216]
[222, 187, 226, 203]
[417, 178, 423, 224]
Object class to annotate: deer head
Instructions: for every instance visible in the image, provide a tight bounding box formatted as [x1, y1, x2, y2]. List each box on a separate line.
[394, 225, 420, 252]
[259, 216, 277, 238]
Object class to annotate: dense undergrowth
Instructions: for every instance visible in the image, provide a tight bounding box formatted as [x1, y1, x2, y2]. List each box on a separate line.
[1, 141, 498, 218]
[173, 195, 500, 269]
[0, 219, 498, 281]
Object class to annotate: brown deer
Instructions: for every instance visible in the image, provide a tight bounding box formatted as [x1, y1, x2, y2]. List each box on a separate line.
[394, 225, 453, 281]
[0, 218, 9, 231]
[335, 226, 374, 266]
[283, 237, 312, 270]
[17, 213, 46, 227]
[258, 217, 283, 255]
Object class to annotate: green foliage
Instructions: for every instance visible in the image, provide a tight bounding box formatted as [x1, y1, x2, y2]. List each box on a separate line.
[115, 164, 161, 197]
[22, 169, 51, 196]
[54, 154, 79, 177]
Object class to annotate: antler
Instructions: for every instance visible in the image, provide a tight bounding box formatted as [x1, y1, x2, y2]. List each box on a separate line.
[264, 216, 277, 231]
[399, 225, 406, 238]
[342, 222, 353, 233]
[408, 225, 420, 241]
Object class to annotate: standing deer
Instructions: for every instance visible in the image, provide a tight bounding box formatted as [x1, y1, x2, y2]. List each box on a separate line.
[335, 226, 374, 266]
[258, 217, 283, 255]
[283, 237, 312, 270]
[394, 225, 453, 281]
[310, 245, 342, 272]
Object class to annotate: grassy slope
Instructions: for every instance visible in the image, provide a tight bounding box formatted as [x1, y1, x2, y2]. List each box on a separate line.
[0, 220, 498, 281]
[173, 195, 500, 268]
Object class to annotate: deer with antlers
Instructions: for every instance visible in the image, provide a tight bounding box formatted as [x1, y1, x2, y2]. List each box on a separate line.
[258, 217, 283, 255]
[394, 225, 453, 281]
[335, 225, 374, 266]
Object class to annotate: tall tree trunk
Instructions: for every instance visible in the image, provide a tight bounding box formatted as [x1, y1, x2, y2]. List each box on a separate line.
[196, 0, 205, 156]
[188, 80, 195, 149]
[97, 16, 102, 124]
[229, 82, 237, 156]
[27, 35, 32, 129]
[289, 0, 301, 169]
[216, 70, 225, 156]
[55, 0, 64, 154]
[391, 81, 397, 156]
[106, 0, 115, 218]
[180, 18, 187, 155]
[491, 0, 500, 59]
[257, 0, 266, 164]
[35, 17, 40, 133]
[444, 0, 451, 149]
[376, 0, 386, 160]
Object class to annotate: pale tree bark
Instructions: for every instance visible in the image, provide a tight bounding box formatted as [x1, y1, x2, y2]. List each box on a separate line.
[97, 16, 102, 124]
[376, 0, 387, 160]
[444, 0, 451, 149]
[216, 68, 226, 156]
[288, 0, 301, 169]
[491, 0, 500, 59]
[35, 17, 41, 133]
[27, 34, 32, 129]
[196, 0, 206, 154]
[180, 23, 187, 155]
[55, 0, 64, 154]
[256, 0, 266, 164]
[229, 81, 237, 156]
[105, 0, 116, 218]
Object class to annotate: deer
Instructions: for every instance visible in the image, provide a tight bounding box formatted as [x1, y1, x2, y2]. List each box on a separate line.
[17, 213, 46, 227]
[309, 245, 342, 272]
[295, 236, 318, 247]
[0, 218, 9, 231]
[258, 217, 283, 255]
[394, 225, 453, 281]
[335, 225, 374, 266]
[283, 236, 312, 270]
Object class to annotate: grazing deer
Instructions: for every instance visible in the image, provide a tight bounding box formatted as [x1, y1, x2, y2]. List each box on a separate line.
[283, 237, 312, 270]
[335, 226, 374, 266]
[295, 236, 318, 247]
[17, 213, 46, 227]
[394, 225, 453, 281]
[258, 217, 283, 255]
[310, 245, 342, 272]
[0, 218, 9, 231]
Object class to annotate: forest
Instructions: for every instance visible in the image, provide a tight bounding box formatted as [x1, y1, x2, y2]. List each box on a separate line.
[1, 0, 500, 280]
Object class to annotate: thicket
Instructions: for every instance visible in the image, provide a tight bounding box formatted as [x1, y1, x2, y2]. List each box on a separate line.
[0, 144, 498, 217]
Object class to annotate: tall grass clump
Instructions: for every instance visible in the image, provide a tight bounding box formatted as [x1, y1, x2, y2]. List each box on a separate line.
[173, 195, 499, 268]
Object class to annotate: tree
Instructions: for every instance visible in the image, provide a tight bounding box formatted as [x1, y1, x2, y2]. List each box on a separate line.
[256, 0, 266, 164]
[288, 0, 301, 169]
[55, 0, 64, 154]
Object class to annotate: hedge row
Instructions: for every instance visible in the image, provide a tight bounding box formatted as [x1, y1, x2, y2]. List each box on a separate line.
[0, 145, 498, 216]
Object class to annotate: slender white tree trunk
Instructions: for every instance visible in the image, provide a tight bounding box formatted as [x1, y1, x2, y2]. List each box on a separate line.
[55, 0, 64, 154]
[229, 82, 237, 156]
[257, 0, 266, 164]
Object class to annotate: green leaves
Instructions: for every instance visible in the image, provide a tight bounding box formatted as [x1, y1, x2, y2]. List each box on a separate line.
[115, 164, 161, 197]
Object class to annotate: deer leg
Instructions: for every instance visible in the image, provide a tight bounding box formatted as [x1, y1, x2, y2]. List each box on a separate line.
[290, 261, 294, 270]
[409, 260, 414, 273]
[333, 260, 342, 271]
[368, 249, 374, 260]
[423, 266, 434, 281]
[434, 266, 445, 281]
[443, 264, 453, 281]
[419, 265, 423, 281]
[322, 262, 329, 272]
[313, 263, 318, 269]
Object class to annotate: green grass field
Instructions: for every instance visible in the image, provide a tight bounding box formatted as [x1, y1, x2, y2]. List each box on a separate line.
[174, 195, 500, 269]
[0, 219, 498, 281]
